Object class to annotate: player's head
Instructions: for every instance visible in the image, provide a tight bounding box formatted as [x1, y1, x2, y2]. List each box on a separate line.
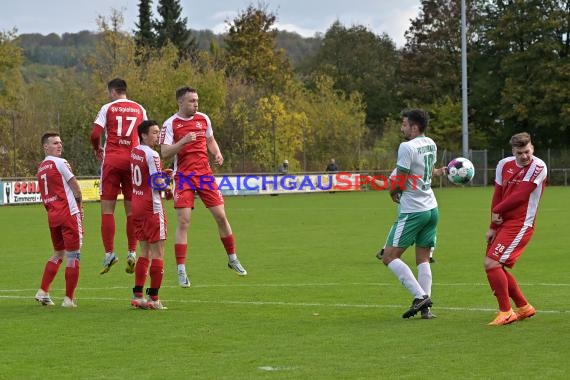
[41, 132, 63, 157]
[401, 109, 429, 140]
[138, 120, 160, 146]
[510, 132, 534, 167]
[107, 78, 127, 99]
[176, 86, 199, 117]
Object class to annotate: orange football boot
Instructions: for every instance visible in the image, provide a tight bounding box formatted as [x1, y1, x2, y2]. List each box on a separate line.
[515, 304, 536, 321]
[488, 309, 518, 326]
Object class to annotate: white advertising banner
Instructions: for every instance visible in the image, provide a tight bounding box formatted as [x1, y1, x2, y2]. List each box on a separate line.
[2, 180, 42, 205]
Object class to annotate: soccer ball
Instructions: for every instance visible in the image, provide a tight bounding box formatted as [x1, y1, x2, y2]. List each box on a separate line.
[447, 157, 475, 184]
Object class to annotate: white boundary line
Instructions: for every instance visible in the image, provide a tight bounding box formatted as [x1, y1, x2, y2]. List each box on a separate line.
[1, 281, 570, 293]
[1, 294, 568, 314]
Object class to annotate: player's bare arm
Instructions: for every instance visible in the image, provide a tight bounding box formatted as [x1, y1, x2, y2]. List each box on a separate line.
[388, 169, 405, 203]
[432, 166, 448, 177]
[160, 132, 196, 159]
[207, 136, 223, 166]
[365, 176, 386, 188]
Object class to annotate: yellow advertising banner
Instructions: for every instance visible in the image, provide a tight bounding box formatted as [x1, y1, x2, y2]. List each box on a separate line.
[77, 179, 124, 201]
[78, 179, 100, 201]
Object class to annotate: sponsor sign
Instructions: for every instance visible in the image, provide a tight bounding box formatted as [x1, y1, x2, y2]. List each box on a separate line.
[2, 180, 42, 204]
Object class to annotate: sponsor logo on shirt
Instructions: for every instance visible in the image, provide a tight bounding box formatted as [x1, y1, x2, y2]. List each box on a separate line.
[38, 163, 54, 172]
[43, 195, 58, 204]
[111, 106, 141, 114]
[131, 152, 144, 162]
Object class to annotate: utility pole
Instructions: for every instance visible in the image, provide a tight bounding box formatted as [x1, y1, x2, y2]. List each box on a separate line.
[461, 0, 469, 158]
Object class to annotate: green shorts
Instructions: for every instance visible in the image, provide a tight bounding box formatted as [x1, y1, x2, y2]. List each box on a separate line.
[385, 208, 439, 249]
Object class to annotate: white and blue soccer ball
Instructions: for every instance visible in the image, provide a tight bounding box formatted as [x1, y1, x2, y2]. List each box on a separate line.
[447, 157, 475, 184]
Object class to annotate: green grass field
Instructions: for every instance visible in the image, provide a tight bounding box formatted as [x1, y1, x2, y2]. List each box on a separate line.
[1, 187, 569, 379]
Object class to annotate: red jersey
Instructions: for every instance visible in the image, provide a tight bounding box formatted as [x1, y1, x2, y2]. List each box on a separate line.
[94, 99, 148, 169]
[493, 156, 547, 227]
[130, 145, 164, 216]
[160, 112, 213, 175]
[37, 156, 80, 226]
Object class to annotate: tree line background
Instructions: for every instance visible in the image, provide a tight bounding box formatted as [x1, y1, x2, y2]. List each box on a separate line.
[1, 0, 570, 178]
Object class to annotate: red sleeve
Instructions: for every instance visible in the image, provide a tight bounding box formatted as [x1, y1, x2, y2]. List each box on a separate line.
[492, 181, 536, 214]
[489, 184, 502, 229]
[90, 124, 103, 151]
[490, 183, 502, 210]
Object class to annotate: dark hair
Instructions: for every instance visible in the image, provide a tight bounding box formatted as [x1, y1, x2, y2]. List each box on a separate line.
[41, 132, 60, 145]
[137, 120, 159, 143]
[107, 78, 127, 94]
[402, 109, 429, 133]
[176, 86, 197, 101]
[510, 132, 532, 148]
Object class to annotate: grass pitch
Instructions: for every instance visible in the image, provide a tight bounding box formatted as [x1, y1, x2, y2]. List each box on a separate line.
[1, 187, 569, 379]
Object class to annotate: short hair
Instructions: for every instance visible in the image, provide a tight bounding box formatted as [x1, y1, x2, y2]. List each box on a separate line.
[41, 132, 60, 145]
[402, 109, 429, 133]
[107, 78, 127, 94]
[176, 86, 197, 101]
[510, 132, 532, 148]
[137, 120, 159, 143]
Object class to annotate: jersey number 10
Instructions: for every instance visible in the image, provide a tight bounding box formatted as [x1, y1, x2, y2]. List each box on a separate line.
[131, 164, 142, 187]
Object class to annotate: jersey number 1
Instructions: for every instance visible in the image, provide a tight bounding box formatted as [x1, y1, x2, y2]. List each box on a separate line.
[423, 153, 435, 186]
[116, 116, 137, 137]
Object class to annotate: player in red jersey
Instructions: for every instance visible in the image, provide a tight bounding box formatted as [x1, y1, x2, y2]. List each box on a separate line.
[130, 120, 170, 310]
[35, 132, 83, 307]
[90, 78, 148, 275]
[160, 86, 247, 287]
[485, 132, 547, 326]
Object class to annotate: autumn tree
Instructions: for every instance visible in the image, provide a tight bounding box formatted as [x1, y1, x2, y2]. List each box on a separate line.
[479, 0, 570, 148]
[300, 21, 400, 134]
[224, 3, 292, 92]
[399, 0, 484, 106]
[399, 0, 489, 151]
[298, 75, 367, 170]
[0, 30, 26, 176]
[247, 94, 308, 171]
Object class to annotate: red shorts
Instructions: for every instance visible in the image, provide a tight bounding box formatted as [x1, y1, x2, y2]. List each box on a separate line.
[49, 213, 82, 251]
[134, 211, 167, 243]
[173, 174, 224, 209]
[486, 224, 534, 268]
[100, 163, 132, 201]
